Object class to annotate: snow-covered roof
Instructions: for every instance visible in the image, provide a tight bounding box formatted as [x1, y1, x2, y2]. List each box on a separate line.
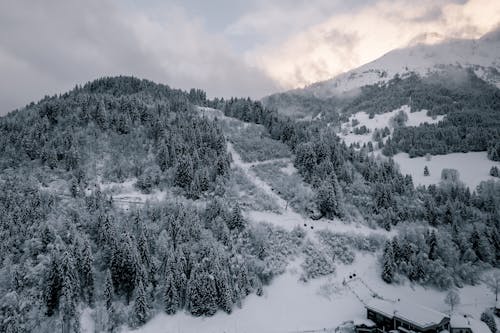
[451, 315, 490, 333]
[366, 299, 449, 329]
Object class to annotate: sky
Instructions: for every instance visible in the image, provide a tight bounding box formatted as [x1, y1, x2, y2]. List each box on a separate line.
[0, 0, 499, 114]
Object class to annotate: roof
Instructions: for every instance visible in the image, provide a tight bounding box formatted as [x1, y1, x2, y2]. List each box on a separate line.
[366, 299, 449, 329]
[451, 315, 491, 333]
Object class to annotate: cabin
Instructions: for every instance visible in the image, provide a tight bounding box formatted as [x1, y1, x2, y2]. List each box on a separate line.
[450, 315, 490, 333]
[362, 299, 450, 333]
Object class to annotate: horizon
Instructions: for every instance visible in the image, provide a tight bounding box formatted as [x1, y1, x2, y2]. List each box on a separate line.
[1, 0, 499, 114]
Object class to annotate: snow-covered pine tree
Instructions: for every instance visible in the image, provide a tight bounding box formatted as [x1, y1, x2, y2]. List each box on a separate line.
[163, 274, 179, 315]
[227, 203, 245, 231]
[60, 250, 80, 333]
[382, 241, 395, 283]
[490, 166, 499, 177]
[44, 254, 62, 316]
[80, 240, 94, 305]
[481, 311, 497, 333]
[424, 165, 430, 176]
[186, 264, 218, 316]
[133, 281, 149, 327]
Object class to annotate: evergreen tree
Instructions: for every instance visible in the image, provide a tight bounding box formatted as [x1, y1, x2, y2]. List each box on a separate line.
[424, 165, 430, 176]
[133, 281, 149, 327]
[227, 203, 245, 231]
[490, 166, 499, 177]
[382, 241, 395, 283]
[60, 251, 80, 333]
[316, 176, 343, 218]
[80, 240, 94, 305]
[428, 231, 438, 260]
[104, 269, 114, 311]
[174, 156, 194, 189]
[164, 275, 179, 315]
[481, 311, 497, 333]
[44, 254, 62, 316]
[186, 264, 218, 316]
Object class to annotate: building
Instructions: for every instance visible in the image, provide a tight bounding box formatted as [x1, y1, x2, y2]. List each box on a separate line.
[450, 315, 490, 333]
[364, 299, 450, 333]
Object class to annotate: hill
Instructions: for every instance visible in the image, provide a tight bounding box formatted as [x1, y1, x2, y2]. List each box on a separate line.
[0, 76, 498, 333]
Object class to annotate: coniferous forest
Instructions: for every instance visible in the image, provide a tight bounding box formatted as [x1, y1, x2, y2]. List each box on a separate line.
[0, 76, 499, 332]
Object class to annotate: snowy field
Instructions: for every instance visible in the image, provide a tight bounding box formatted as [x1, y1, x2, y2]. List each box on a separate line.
[394, 151, 500, 190]
[338, 106, 443, 147]
[117, 253, 494, 333]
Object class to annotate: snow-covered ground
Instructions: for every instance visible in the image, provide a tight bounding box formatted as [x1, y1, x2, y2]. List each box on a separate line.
[338, 105, 443, 147]
[121, 253, 495, 333]
[394, 151, 500, 190]
[83, 106, 496, 333]
[228, 141, 390, 238]
[302, 30, 500, 98]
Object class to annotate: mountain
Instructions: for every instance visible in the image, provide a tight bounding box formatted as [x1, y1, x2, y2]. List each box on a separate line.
[0, 76, 499, 333]
[298, 28, 500, 99]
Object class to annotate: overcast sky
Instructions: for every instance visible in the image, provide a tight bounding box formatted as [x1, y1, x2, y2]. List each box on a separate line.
[1, 0, 499, 114]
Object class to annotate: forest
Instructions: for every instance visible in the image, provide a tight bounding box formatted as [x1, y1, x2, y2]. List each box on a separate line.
[0, 76, 498, 332]
[265, 69, 500, 160]
[222, 97, 500, 289]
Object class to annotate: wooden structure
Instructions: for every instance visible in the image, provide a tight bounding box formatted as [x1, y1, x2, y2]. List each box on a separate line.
[362, 299, 450, 333]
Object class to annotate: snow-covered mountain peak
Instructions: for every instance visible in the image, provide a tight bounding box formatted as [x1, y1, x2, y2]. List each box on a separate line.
[300, 29, 500, 99]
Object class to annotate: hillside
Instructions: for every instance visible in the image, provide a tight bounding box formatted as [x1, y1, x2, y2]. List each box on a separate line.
[297, 28, 500, 99]
[0, 77, 498, 333]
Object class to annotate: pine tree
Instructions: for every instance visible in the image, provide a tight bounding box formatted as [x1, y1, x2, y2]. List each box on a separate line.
[164, 275, 179, 315]
[60, 250, 80, 333]
[156, 144, 170, 172]
[133, 281, 149, 327]
[45, 254, 62, 316]
[104, 269, 114, 310]
[186, 265, 218, 316]
[227, 203, 244, 231]
[174, 156, 193, 189]
[424, 165, 430, 176]
[481, 311, 497, 333]
[382, 241, 395, 283]
[80, 240, 94, 305]
[428, 231, 438, 260]
[316, 182, 334, 217]
[490, 166, 499, 177]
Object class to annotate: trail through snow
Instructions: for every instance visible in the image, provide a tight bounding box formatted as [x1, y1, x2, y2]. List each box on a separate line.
[228, 142, 390, 238]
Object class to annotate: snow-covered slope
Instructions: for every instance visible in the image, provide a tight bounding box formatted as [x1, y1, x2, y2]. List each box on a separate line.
[300, 28, 500, 98]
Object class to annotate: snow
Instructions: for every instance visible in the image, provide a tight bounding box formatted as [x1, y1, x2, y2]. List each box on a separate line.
[393, 151, 500, 190]
[228, 141, 390, 238]
[303, 32, 500, 98]
[339, 105, 443, 147]
[80, 307, 95, 333]
[113, 105, 497, 333]
[366, 298, 448, 329]
[125, 253, 496, 333]
[451, 315, 491, 333]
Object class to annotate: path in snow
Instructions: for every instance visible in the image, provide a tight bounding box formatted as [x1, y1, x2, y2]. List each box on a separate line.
[228, 142, 390, 238]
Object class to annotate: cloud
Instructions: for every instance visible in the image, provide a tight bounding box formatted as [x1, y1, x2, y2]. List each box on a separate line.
[1, 0, 498, 113]
[247, 0, 500, 89]
[0, 0, 278, 114]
